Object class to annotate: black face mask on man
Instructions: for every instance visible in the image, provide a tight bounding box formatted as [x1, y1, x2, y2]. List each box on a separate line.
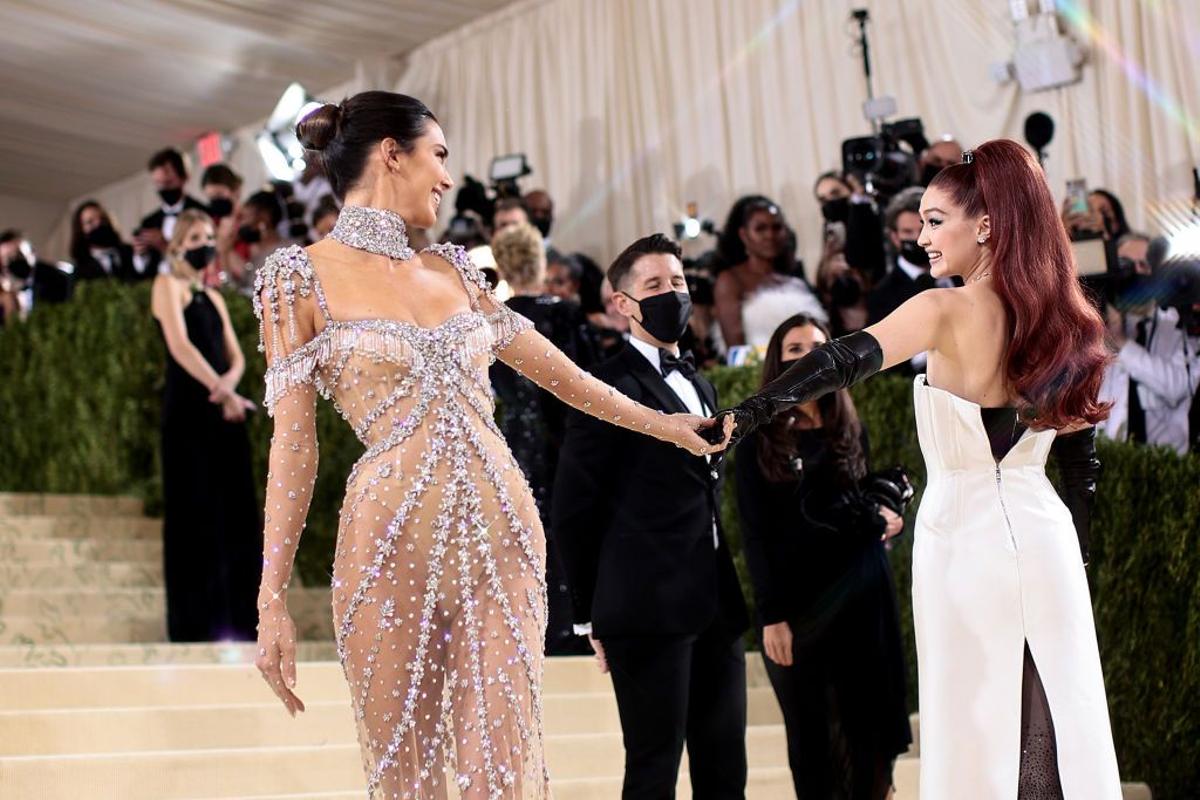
[207, 198, 234, 220]
[625, 289, 693, 344]
[183, 244, 216, 272]
[237, 224, 262, 245]
[920, 164, 944, 187]
[830, 272, 863, 307]
[158, 187, 183, 207]
[821, 197, 850, 224]
[899, 240, 930, 267]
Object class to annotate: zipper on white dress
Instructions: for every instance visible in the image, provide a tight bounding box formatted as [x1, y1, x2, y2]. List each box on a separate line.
[995, 464, 1017, 549]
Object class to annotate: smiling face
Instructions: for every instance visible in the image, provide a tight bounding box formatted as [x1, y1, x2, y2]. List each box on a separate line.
[740, 207, 787, 262]
[918, 185, 991, 280]
[387, 121, 454, 229]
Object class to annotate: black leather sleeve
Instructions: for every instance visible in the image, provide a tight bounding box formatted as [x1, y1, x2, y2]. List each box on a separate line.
[710, 330, 884, 446]
[1050, 426, 1101, 566]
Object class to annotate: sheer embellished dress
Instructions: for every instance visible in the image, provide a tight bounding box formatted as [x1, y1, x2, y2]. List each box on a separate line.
[253, 206, 681, 799]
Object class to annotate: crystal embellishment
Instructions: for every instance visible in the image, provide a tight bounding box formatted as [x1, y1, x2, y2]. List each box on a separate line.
[329, 205, 417, 261]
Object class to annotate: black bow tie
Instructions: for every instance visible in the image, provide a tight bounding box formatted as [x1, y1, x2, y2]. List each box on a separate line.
[659, 349, 696, 378]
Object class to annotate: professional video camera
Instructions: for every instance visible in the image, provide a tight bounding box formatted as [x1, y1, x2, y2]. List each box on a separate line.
[443, 154, 535, 240]
[841, 118, 929, 201]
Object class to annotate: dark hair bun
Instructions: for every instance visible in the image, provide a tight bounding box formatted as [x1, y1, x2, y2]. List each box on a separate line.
[296, 103, 342, 152]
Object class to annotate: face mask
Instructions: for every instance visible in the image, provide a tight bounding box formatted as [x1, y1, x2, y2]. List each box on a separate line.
[530, 214, 553, 238]
[237, 224, 262, 245]
[183, 244, 215, 272]
[830, 273, 863, 306]
[158, 187, 183, 206]
[207, 197, 234, 219]
[85, 224, 119, 248]
[820, 197, 850, 224]
[627, 290, 693, 344]
[899, 239, 930, 267]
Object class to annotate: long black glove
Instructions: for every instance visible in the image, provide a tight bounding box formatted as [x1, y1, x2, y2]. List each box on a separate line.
[705, 330, 884, 447]
[1050, 426, 1101, 567]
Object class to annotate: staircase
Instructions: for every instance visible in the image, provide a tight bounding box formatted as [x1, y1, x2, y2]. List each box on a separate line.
[0, 493, 1152, 799]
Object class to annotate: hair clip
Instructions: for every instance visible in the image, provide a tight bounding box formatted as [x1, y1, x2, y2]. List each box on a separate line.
[962, 150, 975, 165]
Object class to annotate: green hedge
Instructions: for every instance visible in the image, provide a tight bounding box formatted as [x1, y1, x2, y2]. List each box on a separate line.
[0, 282, 1196, 797]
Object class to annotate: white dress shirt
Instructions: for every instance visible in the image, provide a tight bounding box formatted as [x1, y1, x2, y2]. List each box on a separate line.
[1098, 306, 1199, 454]
[133, 198, 187, 276]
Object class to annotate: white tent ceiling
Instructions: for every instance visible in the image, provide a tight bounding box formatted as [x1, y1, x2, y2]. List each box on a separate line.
[0, 0, 518, 203]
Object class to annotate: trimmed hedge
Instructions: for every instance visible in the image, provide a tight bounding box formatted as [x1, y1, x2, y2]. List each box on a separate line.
[0, 282, 1196, 797]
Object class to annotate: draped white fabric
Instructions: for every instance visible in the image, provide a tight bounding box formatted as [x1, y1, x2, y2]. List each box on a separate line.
[37, 0, 1200, 267]
[400, 0, 1200, 267]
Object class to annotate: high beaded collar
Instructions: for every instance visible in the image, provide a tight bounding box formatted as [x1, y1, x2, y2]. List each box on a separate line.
[329, 205, 416, 261]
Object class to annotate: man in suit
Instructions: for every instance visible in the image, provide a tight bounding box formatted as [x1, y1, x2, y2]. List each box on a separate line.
[552, 234, 749, 799]
[132, 148, 208, 279]
[867, 186, 955, 374]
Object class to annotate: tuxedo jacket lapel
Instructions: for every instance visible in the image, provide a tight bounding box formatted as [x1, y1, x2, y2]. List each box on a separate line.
[620, 346, 690, 415]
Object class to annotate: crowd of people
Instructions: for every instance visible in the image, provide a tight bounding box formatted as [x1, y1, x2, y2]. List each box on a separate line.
[1, 117, 1197, 798]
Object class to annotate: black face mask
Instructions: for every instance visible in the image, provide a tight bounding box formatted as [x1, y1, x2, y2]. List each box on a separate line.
[183, 244, 216, 272]
[85, 224, 120, 248]
[899, 239, 930, 267]
[920, 164, 943, 187]
[821, 197, 850, 224]
[207, 198, 234, 219]
[628, 290, 693, 344]
[158, 187, 183, 206]
[237, 224, 262, 245]
[830, 272, 863, 307]
[530, 214, 553, 238]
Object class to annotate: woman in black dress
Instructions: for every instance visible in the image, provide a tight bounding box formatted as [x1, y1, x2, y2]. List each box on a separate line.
[489, 222, 597, 655]
[735, 313, 912, 799]
[69, 200, 136, 281]
[150, 209, 261, 642]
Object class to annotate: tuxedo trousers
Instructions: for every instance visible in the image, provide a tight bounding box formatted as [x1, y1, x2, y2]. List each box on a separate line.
[602, 622, 747, 799]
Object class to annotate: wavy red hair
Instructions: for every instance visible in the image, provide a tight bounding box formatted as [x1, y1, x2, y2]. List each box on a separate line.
[929, 139, 1111, 429]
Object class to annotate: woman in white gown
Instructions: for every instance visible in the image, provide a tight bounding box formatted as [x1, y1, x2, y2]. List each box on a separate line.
[709, 139, 1121, 799]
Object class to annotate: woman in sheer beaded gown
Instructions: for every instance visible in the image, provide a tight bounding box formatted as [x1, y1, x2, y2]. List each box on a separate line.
[250, 91, 728, 800]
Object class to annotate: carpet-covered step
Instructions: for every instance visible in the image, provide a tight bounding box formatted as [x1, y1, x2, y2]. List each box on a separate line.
[0, 493, 144, 517]
[0, 641, 339, 669]
[0, 745, 794, 799]
[0, 658, 773, 710]
[0, 515, 161, 541]
[0, 690, 784, 751]
[0, 613, 167, 645]
[0, 537, 161, 564]
[0, 561, 162, 589]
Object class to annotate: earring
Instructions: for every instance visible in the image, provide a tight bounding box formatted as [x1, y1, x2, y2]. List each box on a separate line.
[977, 235, 988, 244]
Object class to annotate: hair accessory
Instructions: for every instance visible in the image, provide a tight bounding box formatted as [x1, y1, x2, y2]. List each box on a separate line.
[962, 150, 975, 165]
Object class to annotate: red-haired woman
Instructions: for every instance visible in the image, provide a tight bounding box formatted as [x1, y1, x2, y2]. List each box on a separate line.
[713, 139, 1120, 798]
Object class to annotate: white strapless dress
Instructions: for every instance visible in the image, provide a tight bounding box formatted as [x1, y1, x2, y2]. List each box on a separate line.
[910, 375, 1121, 799]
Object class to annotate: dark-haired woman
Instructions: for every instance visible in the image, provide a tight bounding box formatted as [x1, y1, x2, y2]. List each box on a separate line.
[250, 91, 726, 799]
[713, 195, 825, 349]
[70, 200, 135, 281]
[736, 313, 910, 799]
[714, 139, 1121, 798]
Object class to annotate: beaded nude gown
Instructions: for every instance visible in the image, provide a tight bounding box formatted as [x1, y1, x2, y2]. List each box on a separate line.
[254, 206, 682, 799]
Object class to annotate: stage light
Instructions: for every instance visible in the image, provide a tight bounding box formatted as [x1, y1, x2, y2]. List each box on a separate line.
[257, 84, 324, 181]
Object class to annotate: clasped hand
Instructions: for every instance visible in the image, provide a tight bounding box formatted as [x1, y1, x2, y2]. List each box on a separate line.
[665, 413, 735, 456]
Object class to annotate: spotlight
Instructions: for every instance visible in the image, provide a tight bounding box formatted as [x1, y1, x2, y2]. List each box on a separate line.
[257, 83, 325, 181]
[673, 202, 715, 241]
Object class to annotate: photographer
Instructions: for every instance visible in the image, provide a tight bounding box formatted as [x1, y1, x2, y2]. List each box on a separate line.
[1063, 187, 1131, 243]
[817, 171, 889, 288]
[917, 136, 964, 187]
[1097, 232, 1200, 454]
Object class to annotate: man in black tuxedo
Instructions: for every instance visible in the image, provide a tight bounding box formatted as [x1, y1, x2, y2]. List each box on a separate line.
[552, 234, 748, 799]
[132, 148, 208, 279]
[867, 186, 956, 374]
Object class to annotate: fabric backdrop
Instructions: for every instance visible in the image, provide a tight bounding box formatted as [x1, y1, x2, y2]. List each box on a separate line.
[43, 0, 1200, 271]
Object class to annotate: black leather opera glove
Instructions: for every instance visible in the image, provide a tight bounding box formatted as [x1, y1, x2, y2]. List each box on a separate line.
[707, 330, 884, 447]
[1050, 426, 1101, 567]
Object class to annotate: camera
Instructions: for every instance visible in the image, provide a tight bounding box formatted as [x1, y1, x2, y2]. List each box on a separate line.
[841, 118, 928, 201]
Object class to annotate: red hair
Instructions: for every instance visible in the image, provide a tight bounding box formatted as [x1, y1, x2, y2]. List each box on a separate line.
[929, 139, 1111, 429]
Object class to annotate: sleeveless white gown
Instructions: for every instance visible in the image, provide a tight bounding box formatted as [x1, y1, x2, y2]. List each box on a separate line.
[910, 375, 1121, 799]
